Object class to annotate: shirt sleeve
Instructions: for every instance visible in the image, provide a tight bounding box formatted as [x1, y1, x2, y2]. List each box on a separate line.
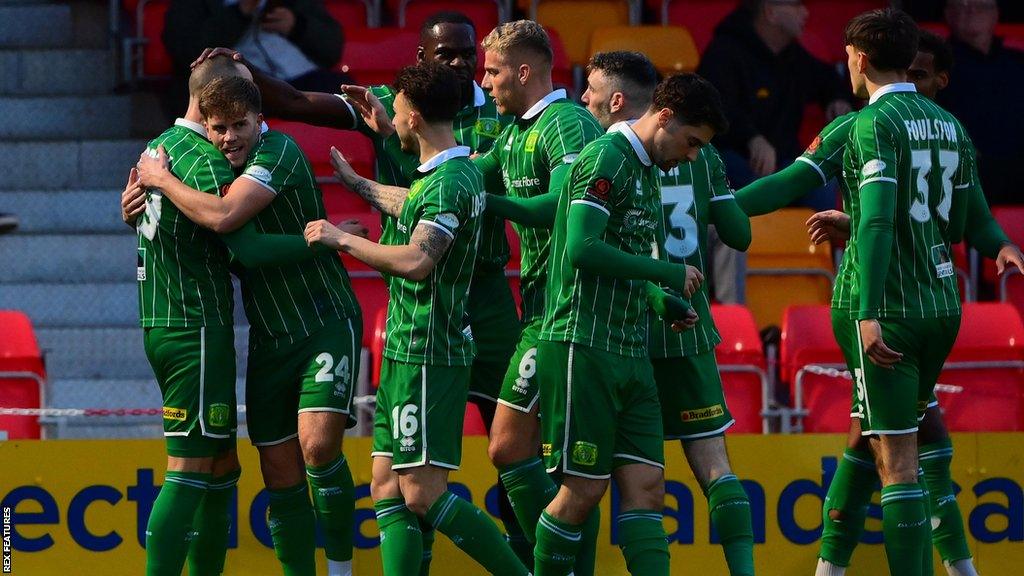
[240, 135, 299, 195]
[566, 145, 627, 217]
[852, 110, 899, 191]
[540, 109, 601, 173]
[795, 112, 856, 186]
[415, 176, 467, 240]
[706, 147, 751, 251]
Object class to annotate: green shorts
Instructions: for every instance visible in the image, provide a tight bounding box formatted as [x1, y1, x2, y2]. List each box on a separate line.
[144, 326, 237, 458]
[538, 340, 665, 479]
[497, 317, 542, 413]
[245, 317, 362, 446]
[371, 360, 470, 469]
[653, 351, 735, 440]
[831, 311, 960, 435]
[466, 268, 521, 404]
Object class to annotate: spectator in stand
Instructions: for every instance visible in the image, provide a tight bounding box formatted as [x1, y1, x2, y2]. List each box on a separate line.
[698, 0, 851, 209]
[939, 0, 1024, 206]
[162, 0, 352, 116]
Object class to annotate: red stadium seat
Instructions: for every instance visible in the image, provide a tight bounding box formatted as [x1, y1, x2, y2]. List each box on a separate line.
[711, 305, 769, 433]
[662, 0, 738, 54]
[505, 221, 521, 269]
[780, 305, 848, 433]
[139, 0, 172, 77]
[796, 104, 828, 164]
[800, 0, 887, 63]
[1001, 271, 1024, 320]
[948, 302, 1024, 362]
[533, 0, 633, 67]
[267, 120, 376, 180]
[324, 0, 373, 28]
[463, 401, 488, 435]
[351, 276, 390, 347]
[545, 27, 576, 92]
[0, 311, 45, 439]
[338, 28, 420, 86]
[399, 0, 502, 37]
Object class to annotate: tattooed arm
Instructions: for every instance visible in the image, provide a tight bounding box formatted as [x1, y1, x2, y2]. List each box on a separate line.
[305, 220, 452, 281]
[330, 146, 407, 217]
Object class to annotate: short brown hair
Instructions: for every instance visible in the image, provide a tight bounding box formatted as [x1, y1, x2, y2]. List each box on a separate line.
[393, 62, 462, 122]
[198, 76, 262, 120]
[480, 20, 552, 64]
[844, 8, 919, 73]
[652, 73, 729, 134]
[188, 56, 249, 96]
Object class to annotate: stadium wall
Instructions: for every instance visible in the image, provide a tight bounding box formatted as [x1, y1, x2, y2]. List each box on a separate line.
[1, 434, 1022, 574]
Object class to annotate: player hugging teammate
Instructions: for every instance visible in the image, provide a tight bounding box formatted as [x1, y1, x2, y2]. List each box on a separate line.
[124, 7, 1024, 576]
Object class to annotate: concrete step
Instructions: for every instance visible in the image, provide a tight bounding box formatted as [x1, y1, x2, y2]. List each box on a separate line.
[0, 234, 137, 282]
[0, 95, 131, 139]
[0, 49, 114, 95]
[0, 190, 129, 233]
[36, 326, 252, 380]
[0, 139, 147, 190]
[0, 4, 71, 49]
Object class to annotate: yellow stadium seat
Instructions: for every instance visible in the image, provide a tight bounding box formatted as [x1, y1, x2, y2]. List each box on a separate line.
[589, 25, 700, 74]
[745, 209, 835, 328]
[532, 0, 634, 66]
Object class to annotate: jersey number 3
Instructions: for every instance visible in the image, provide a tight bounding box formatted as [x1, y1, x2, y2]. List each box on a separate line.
[139, 192, 162, 240]
[909, 150, 958, 224]
[661, 184, 699, 259]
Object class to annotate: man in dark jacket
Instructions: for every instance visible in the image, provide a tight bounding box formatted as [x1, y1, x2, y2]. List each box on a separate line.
[163, 0, 351, 112]
[939, 0, 1024, 206]
[698, 0, 851, 197]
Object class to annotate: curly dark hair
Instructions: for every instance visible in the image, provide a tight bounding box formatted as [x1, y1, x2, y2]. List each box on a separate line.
[393, 61, 462, 123]
[587, 51, 659, 99]
[651, 73, 728, 134]
[198, 76, 261, 120]
[844, 8, 920, 73]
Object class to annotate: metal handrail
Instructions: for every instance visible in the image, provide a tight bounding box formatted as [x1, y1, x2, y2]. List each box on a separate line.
[0, 371, 47, 440]
[718, 364, 773, 434]
[1000, 267, 1022, 302]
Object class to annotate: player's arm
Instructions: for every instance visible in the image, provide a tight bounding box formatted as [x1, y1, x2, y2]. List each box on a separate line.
[305, 220, 449, 281]
[136, 145, 275, 233]
[220, 221, 322, 268]
[734, 162, 824, 216]
[254, 67, 358, 129]
[706, 148, 751, 250]
[121, 168, 145, 227]
[483, 165, 565, 228]
[330, 147, 406, 216]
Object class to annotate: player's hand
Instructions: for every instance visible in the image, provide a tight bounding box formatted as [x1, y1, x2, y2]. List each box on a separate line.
[806, 210, 851, 245]
[261, 7, 296, 36]
[682, 265, 703, 298]
[747, 135, 777, 177]
[340, 85, 395, 137]
[135, 145, 171, 188]
[671, 308, 699, 333]
[121, 168, 146, 225]
[304, 219, 347, 250]
[996, 243, 1024, 277]
[337, 218, 369, 238]
[330, 146, 362, 188]
[858, 319, 902, 369]
[191, 47, 247, 71]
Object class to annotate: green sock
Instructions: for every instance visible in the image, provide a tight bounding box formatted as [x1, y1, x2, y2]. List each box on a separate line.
[499, 480, 535, 568]
[881, 483, 928, 576]
[706, 474, 755, 576]
[426, 491, 529, 576]
[617, 510, 670, 576]
[188, 468, 239, 576]
[919, 471, 934, 576]
[418, 517, 434, 575]
[146, 471, 210, 576]
[374, 498, 422, 576]
[820, 449, 878, 567]
[919, 441, 971, 565]
[306, 454, 355, 563]
[573, 506, 600, 576]
[534, 511, 582, 576]
[267, 482, 316, 576]
[499, 457, 559, 542]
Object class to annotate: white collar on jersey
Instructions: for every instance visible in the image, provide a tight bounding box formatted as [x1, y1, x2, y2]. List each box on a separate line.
[471, 82, 486, 108]
[175, 118, 270, 138]
[417, 145, 471, 173]
[606, 119, 638, 133]
[175, 118, 206, 136]
[521, 89, 567, 120]
[869, 82, 916, 105]
[613, 121, 652, 167]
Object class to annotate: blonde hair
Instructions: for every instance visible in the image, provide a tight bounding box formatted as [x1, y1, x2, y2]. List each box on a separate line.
[480, 20, 552, 64]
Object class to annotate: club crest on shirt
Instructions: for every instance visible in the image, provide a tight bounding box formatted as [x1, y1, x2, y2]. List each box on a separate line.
[475, 119, 501, 138]
[524, 131, 540, 153]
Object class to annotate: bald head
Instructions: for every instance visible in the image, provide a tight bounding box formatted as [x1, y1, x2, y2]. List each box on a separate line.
[188, 56, 253, 97]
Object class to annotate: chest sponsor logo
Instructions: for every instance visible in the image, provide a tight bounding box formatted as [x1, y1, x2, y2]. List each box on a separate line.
[475, 119, 501, 138]
[680, 404, 724, 422]
[623, 208, 657, 232]
[524, 131, 540, 153]
[163, 407, 187, 421]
